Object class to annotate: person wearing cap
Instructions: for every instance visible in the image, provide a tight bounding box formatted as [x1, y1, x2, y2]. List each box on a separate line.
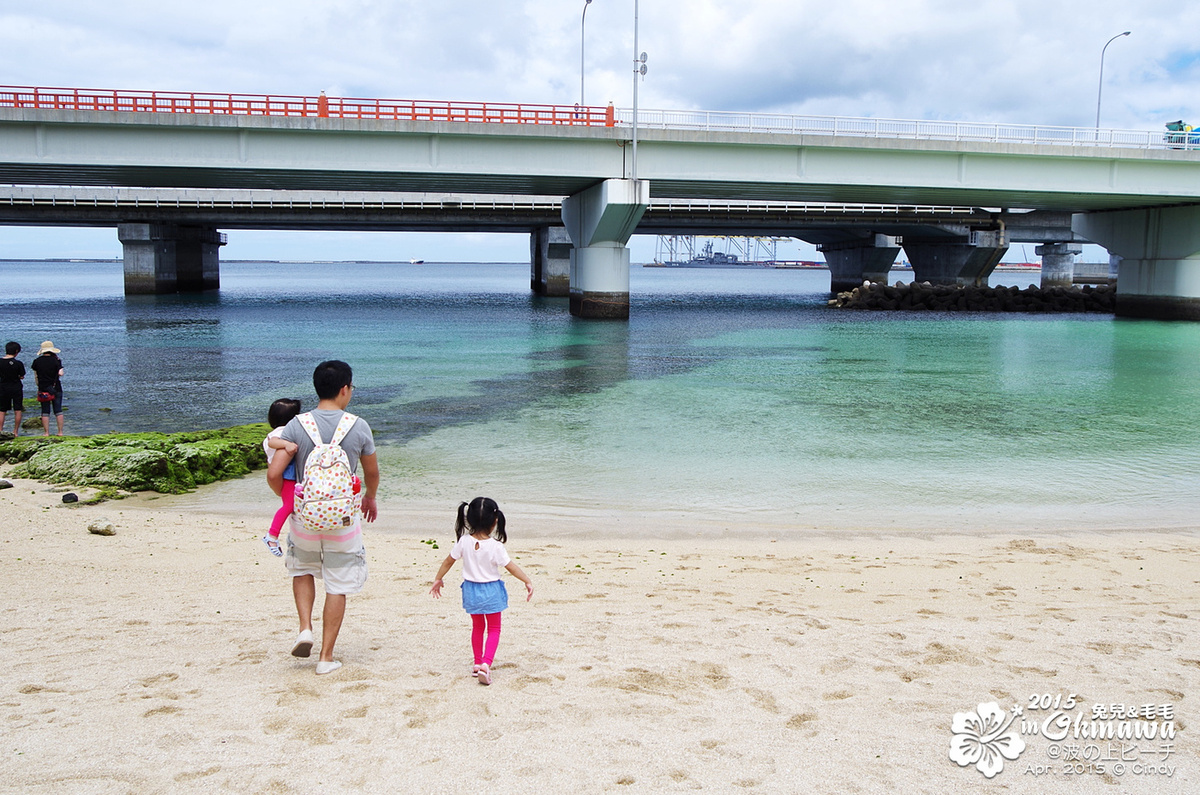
[30, 341, 65, 436]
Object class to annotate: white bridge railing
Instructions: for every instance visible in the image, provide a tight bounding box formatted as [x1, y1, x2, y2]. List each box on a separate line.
[616, 108, 1200, 152]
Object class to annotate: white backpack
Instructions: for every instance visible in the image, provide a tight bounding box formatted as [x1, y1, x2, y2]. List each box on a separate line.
[294, 412, 361, 533]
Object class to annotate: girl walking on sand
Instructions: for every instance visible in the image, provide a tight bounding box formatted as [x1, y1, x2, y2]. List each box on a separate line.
[430, 497, 533, 685]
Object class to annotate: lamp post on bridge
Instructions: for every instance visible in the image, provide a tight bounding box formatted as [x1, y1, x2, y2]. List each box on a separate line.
[632, 0, 647, 179]
[580, 0, 592, 108]
[1095, 30, 1131, 133]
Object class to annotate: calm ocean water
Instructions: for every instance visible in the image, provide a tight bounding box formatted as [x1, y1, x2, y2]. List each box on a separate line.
[3, 258, 1199, 534]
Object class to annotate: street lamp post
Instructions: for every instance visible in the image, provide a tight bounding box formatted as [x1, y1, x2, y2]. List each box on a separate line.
[632, 0, 647, 179]
[580, 0, 592, 108]
[1095, 30, 1131, 131]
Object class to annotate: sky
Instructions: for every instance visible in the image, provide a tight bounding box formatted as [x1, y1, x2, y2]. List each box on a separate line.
[2, 0, 1198, 264]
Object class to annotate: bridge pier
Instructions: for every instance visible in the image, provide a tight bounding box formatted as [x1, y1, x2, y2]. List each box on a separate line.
[530, 226, 571, 297]
[903, 231, 1008, 286]
[819, 235, 901, 292]
[1075, 206, 1200, 320]
[561, 179, 649, 319]
[1036, 242, 1081, 288]
[118, 223, 225, 294]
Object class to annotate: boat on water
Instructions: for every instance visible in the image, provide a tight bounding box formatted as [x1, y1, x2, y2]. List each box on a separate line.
[410, 258, 425, 264]
[652, 240, 773, 268]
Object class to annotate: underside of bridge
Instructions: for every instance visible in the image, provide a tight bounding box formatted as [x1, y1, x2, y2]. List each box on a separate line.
[15, 188, 1200, 322]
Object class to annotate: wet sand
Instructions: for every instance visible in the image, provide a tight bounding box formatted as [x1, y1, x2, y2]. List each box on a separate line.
[2, 475, 1197, 793]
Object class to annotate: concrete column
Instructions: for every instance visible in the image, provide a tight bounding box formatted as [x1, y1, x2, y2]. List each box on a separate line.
[903, 231, 1008, 286]
[1036, 242, 1082, 288]
[561, 179, 649, 319]
[818, 235, 901, 292]
[530, 226, 572, 297]
[1074, 206, 1200, 319]
[119, 223, 177, 294]
[118, 223, 225, 295]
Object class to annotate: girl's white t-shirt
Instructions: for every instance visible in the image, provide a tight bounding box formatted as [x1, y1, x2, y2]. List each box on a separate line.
[263, 427, 284, 464]
[451, 535, 511, 583]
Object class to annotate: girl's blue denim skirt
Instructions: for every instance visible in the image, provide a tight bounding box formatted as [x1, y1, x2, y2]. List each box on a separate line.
[461, 579, 508, 614]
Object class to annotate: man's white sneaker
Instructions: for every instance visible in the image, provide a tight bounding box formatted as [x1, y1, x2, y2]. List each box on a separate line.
[291, 630, 314, 658]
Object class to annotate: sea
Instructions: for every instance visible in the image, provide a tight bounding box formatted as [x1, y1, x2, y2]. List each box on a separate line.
[3, 258, 1200, 535]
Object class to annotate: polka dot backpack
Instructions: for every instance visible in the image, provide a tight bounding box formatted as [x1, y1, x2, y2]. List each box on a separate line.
[294, 412, 361, 533]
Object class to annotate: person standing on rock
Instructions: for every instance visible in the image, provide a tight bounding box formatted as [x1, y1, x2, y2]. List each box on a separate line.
[30, 341, 65, 437]
[0, 341, 25, 437]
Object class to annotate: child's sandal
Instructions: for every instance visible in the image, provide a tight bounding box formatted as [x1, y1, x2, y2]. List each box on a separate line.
[476, 664, 491, 685]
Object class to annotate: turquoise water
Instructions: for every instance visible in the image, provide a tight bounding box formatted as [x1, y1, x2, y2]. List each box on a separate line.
[3, 259, 1199, 533]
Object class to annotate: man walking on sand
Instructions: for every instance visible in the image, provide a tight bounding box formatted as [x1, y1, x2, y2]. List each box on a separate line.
[268, 360, 379, 675]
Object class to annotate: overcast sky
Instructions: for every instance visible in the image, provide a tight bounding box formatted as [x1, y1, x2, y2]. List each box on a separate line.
[2, 0, 1197, 263]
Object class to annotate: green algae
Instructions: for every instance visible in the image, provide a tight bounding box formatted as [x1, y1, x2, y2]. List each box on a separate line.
[0, 424, 269, 495]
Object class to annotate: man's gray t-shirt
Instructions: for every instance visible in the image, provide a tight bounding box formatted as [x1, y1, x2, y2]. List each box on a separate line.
[280, 409, 375, 476]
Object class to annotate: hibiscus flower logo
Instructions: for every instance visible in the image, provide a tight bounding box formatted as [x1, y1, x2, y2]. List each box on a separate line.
[948, 702, 1026, 778]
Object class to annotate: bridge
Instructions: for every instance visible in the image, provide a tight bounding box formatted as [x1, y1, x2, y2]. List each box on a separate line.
[3, 85, 1200, 319]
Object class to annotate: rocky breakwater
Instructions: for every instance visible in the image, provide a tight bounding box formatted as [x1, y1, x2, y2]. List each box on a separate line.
[0, 424, 269, 497]
[829, 281, 1116, 313]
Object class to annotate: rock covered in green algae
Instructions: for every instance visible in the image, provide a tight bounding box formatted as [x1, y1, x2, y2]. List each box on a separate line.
[0, 424, 270, 494]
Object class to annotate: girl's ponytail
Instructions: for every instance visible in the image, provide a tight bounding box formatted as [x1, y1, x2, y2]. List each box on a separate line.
[493, 508, 507, 544]
[454, 501, 469, 540]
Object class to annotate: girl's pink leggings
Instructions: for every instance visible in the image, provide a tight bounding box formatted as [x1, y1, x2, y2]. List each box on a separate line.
[471, 612, 502, 666]
[268, 479, 295, 538]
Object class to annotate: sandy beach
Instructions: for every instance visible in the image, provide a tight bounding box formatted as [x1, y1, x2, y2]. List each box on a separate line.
[2, 474, 1197, 794]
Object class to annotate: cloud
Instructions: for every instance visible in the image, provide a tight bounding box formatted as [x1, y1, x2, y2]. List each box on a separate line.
[5, 0, 1199, 130]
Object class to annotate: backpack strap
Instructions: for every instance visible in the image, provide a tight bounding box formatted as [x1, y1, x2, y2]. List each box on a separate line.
[297, 411, 358, 446]
[296, 412, 324, 446]
[330, 412, 359, 446]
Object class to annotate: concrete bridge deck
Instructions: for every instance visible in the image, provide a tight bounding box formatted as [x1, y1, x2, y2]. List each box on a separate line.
[3, 106, 1200, 210]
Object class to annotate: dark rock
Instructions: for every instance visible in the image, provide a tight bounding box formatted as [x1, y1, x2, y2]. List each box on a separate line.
[0, 480, 11, 489]
[0, 424, 269, 495]
[62, 493, 78, 503]
[829, 280, 1116, 315]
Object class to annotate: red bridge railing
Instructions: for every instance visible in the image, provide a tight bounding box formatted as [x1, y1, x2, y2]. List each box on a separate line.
[0, 85, 616, 127]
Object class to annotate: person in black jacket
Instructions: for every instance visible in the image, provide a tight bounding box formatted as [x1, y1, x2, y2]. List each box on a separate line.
[0, 341, 25, 437]
[30, 340, 65, 437]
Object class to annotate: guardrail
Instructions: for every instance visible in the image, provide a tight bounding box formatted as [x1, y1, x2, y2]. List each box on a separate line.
[2, 84, 1196, 152]
[0, 85, 615, 126]
[0, 187, 985, 216]
[0, 188, 981, 217]
[617, 108, 1200, 152]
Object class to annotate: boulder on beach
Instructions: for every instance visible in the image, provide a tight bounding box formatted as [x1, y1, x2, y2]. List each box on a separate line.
[828, 281, 1115, 313]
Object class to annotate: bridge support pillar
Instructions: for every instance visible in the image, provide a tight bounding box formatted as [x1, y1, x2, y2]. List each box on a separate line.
[530, 226, 572, 297]
[118, 223, 225, 295]
[903, 231, 1007, 286]
[561, 179, 649, 319]
[819, 235, 901, 292]
[1075, 206, 1200, 319]
[1036, 242, 1082, 288]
